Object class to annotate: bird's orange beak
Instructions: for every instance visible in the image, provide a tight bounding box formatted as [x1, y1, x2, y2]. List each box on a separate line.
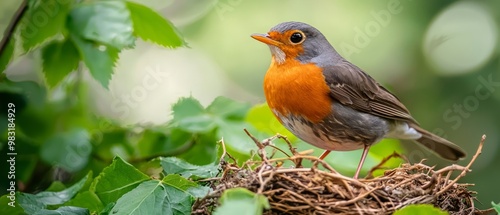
[251, 33, 282, 46]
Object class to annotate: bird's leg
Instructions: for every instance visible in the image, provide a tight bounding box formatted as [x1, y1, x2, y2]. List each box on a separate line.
[354, 144, 371, 179]
[318, 150, 331, 160]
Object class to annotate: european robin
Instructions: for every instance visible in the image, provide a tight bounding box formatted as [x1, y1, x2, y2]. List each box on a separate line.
[251, 21, 466, 179]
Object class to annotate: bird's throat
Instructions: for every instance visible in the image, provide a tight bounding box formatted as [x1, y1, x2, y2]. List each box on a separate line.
[269, 45, 286, 64]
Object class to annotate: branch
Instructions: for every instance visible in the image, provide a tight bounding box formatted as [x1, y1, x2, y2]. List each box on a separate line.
[436, 134, 485, 196]
[0, 0, 28, 57]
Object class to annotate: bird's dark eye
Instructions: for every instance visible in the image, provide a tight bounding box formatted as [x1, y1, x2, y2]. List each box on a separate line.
[289, 32, 304, 44]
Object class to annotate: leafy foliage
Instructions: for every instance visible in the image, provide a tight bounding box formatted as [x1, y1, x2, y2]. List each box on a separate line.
[0, 37, 14, 72]
[126, 1, 185, 47]
[0, 1, 416, 214]
[0, 93, 406, 214]
[41, 39, 80, 87]
[5, 0, 185, 88]
[214, 188, 270, 215]
[493, 201, 500, 213]
[393, 204, 448, 215]
[161, 157, 219, 179]
[17, 172, 91, 214]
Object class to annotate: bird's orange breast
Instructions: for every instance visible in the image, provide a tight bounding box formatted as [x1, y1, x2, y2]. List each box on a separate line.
[264, 58, 332, 123]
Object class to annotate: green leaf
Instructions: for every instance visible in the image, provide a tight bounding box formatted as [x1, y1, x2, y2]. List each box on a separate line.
[20, 0, 72, 51]
[40, 128, 92, 172]
[32, 206, 89, 215]
[42, 39, 80, 87]
[246, 103, 297, 142]
[366, 139, 404, 177]
[70, 35, 119, 89]
[207, 97, 251, 120]
[172, 97, 216, 133]
[67, 1, 135, 49]
[64, 191, 103, 213]
[99, 202, 115, 215]
[18, 173, 90, 213]
[162, 174, 210, 198]
[177, 131, 218, 165]
[18, 192, 45, 214]
[90, 156, 149, 205]
[0, 37, 15, 73]
[0, 194, 24, 215]
[493, 201, 500, 213]
[161, 157, 218, 179]
[111, 180, 192, 215]
[45, 181, 67, 192]
[393, 204, 448, 215]
[215, 188, 269, 215]
[172, 97, 205, 120]
[217, 120, 259, 155]
[126, 1, 185, 47]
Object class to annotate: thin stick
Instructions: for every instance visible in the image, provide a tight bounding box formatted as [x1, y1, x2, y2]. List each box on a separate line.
[0, 0, 28, 57]
[437, 135, 485, 196]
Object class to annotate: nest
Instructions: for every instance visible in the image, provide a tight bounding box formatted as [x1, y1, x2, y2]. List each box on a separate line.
[193, 132, 493, 215]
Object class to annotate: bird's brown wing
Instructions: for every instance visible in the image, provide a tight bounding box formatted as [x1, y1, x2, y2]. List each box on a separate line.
[322, 63, 418, 124]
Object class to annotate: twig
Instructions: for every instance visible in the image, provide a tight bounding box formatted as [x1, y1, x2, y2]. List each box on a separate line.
[244, 128, 263, 148]
[218, 138, 237, 164]
[128, 135, 198, 164]
[366, 152, 404, 178]
[0, 0, 28, 57]
[437, 135, 485, 196]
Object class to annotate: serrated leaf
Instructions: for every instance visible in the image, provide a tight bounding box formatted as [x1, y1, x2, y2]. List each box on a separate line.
[67, 1, 135, 49]
[172, 97, 205, 119]
[33, 173, 90, 205]
[0, 194, 24, 214]
[162, 174, 210, 198]
[42, 39, 80, 87]
[215, 188, 269, 215]
[17, 173, 91, 214]
[45, 181, 66, 192]
[20, 0, 72, 51]
[64, 191, 103, 213]
[40, 128, 91, 172]
[17, 192, 45, 214]
[70, 35, 119, 89]
[177, 115, 217, 133]
[217, 120, 259, 154]
[176, 131, 218, 165]
[493, 201, 500, 213]
[393, 204, 448, 215]
[126, 1, 184, 47]
[110, 180, 192, 215]
[161, 157, 218, 179]
[99, 202, 115, 215]
[0, 37, 15, 73]
[90, 156, 149, 205]
[32, 206, 89, 215]
[172, 97, 216, 133]
[246, 103, 297, 142]
[207, 97, 251, 120]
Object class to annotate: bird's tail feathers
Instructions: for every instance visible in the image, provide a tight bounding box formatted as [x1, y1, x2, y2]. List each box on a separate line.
[412, 125, 466, 161]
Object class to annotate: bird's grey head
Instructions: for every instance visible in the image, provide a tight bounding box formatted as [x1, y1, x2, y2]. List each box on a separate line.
[252, 21, 342, 66]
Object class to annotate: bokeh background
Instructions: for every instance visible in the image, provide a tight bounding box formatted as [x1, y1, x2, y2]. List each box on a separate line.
[1, 0, 499, 209]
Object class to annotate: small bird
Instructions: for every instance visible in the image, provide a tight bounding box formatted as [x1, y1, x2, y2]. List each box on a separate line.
[251, 21, 466, 179]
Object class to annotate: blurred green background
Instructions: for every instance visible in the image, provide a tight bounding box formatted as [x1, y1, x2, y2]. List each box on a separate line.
[1, 0, 499, 209]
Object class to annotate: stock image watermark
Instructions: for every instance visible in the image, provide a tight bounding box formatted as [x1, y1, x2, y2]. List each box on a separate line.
[215, 0, 243, 20]
[407, 73, 500, 161]
[6, 103, 16, 207]
[340, 0, 410, 57]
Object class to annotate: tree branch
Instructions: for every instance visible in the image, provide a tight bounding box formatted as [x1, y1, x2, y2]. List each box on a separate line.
[0, 0, 28, 57]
